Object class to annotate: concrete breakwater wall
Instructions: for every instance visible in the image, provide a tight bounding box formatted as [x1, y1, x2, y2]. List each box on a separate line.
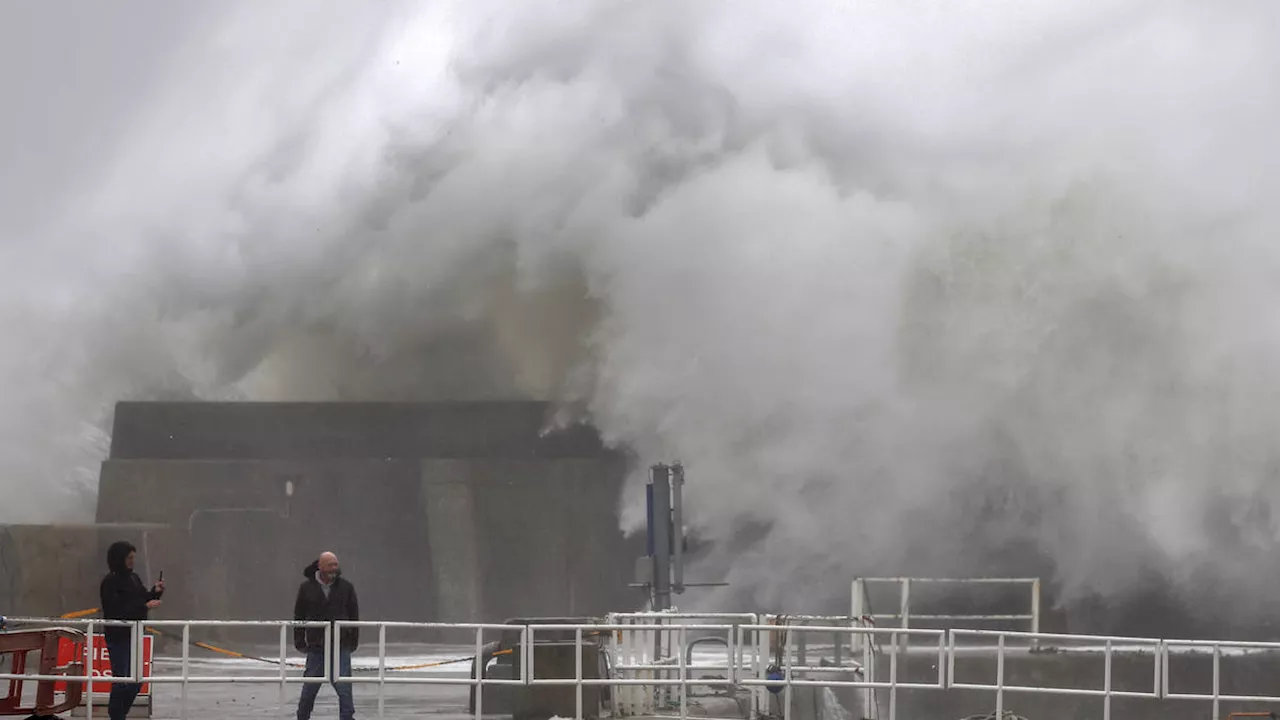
[1, 401, 641, 628]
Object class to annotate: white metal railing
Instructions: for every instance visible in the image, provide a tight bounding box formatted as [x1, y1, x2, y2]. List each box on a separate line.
[1161, 637, 1280, 719]
[742, 623, 946, 720]
[606, 612, 761, 719]
[1, 617, 332, 720]
[851, 577, 1042, 635]
[756, 614, 881, 719]
[949, 629, 1163, 720]
[8, 616, 1280, 720]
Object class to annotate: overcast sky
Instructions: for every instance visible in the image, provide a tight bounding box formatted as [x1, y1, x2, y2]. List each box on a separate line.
[0, 3, 207, 238]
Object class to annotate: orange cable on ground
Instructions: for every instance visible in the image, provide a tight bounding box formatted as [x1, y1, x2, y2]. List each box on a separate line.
[59, 608, 100, 619]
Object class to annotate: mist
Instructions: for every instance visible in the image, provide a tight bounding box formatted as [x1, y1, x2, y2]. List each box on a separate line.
[4, 0, 1280, 624]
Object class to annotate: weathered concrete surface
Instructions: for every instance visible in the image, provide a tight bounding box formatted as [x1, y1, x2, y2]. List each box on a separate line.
[92, 402, 638, 627]
[96, 458, 636, 628]
[0, 524, 180, 617]
[97, 459, 429, 624]
[422, 458, 635, 622]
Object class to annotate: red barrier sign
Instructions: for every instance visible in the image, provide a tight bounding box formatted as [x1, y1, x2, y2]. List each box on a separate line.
[54, 634, 153, 696]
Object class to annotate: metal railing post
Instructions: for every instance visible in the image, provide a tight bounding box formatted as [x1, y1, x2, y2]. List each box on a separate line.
[617, 619, 630, 716]
[851, 579, 864, 621]
[937, 631, 947, 690]
[946, 630, 956, 692]
[1103, 639, 1112, 720]
[782, 625, 792, 720]
[527, 626, 536, 690]
[1212, 643, 1221, 719]
[472, 626, 482, 720]
[888, 630, 899, 720]
[133, 621, 143, 685]
[728, 621, 739, 687]
[520, 626, 530, 686]
[324, 621, 333, 685]
[86, 620, 95, 720]
[757, 620, 768, 719]
[278, 623, 287, 714]
[380, 623, 389, 719]
[899, 579, 911, 630]
[678, 626, 688, 720]
[1030, 578, 1042, 635]
[862, 624, 875, 719]
[995, 633, 1006, 719]
[182, 623, 191, 720]
[1155, 640, 1165, 698]
[1160, 641, 1169, 699]
[575, 627, 584, 720]
[743, 623, 755, 718]
[851, 579, 864, 658]
[1030, 578, 1042, 651]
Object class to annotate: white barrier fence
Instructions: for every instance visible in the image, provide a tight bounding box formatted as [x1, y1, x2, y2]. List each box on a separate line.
[6, 615, 1280, 720]
[0, 618, 333, 720]
[852, 577, 1042, 635]
[606, 612, 762, 719]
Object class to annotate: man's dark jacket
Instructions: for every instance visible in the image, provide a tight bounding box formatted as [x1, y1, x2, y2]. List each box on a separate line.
[293, 560, 360, 652]
[100, 541, 162, 643]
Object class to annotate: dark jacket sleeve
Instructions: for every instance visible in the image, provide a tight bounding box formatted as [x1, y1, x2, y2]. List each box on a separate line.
[345, 584, 360, 650]
[293, 583, 308, 651]
[100, 576, 122, 619]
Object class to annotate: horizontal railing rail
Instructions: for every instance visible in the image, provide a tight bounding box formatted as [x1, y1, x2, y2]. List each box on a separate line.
[852, 576, 1042, 635]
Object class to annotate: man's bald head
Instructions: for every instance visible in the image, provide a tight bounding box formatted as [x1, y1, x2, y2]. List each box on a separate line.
[318, 552, 340, 582]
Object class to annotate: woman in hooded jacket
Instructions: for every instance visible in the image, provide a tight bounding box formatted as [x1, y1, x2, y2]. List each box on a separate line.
[99, 540, 163, 720]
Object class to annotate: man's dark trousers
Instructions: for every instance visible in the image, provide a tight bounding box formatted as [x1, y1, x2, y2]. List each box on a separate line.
[105, 637, 142, 720]
[297, 649, 354, 720]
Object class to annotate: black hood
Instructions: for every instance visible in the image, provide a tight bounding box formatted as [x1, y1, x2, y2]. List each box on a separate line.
[107, 541, 136, 575]
[303, 560, 342, 582]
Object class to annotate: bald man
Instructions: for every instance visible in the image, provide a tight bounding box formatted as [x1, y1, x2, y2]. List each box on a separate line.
[293, 551, 360, 720]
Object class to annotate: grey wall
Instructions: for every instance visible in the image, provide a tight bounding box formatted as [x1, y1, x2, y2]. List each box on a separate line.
[97, 455, 638, 624]
[422, 457, 636, 622]
[89, 401, 638, 625]
[0, 524, 180, 618]
[97, 459, 429, 622]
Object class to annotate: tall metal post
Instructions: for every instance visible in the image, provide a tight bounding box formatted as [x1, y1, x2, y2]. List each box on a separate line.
[650, 464, 673, 611]
[671, 463, 685, 594]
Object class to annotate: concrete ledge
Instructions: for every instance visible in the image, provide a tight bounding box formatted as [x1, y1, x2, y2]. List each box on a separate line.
[109, 401, 609, 459]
